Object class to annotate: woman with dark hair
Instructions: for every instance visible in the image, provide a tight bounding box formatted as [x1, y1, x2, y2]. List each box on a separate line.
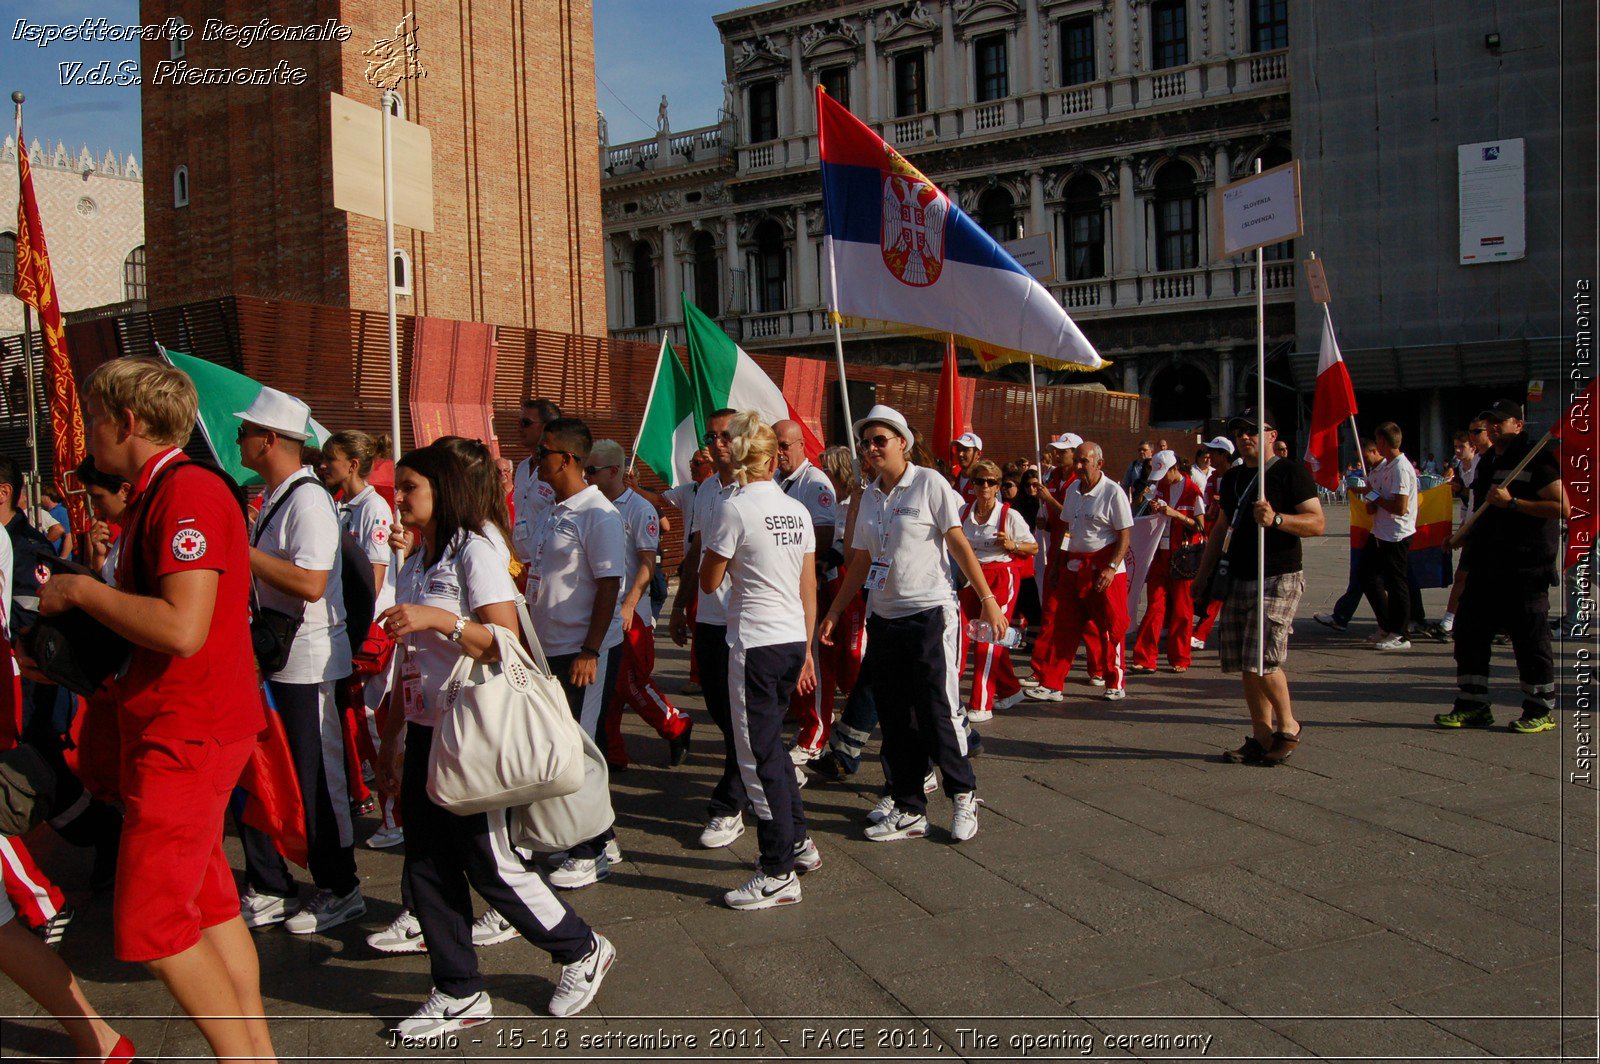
[433, 436, 516, 564]
[374, 444, 614, 1034]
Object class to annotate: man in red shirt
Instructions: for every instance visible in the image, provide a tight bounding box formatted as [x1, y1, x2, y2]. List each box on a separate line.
[36, 358, 275, 1062]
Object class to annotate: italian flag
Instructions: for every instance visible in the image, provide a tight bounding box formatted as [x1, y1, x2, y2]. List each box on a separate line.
[681, 295, 823, 459]
[633, 335, 701, 487]
[158, 344, 330, 487]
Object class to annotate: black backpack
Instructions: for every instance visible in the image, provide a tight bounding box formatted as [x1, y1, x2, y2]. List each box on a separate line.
[255, 477, 377, 659]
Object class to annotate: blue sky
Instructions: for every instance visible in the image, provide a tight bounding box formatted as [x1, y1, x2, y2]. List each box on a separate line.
[0, 0, 731, 159]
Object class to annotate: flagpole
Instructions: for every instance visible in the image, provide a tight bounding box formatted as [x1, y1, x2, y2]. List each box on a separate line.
[1028, 355, 1043, 470]
[822, 231, 856, 459]
[381, 88, 401, 464]
[1254, 158, 1266, 676]
[629, 333, 670, 477]
[12, 94, 40, 515]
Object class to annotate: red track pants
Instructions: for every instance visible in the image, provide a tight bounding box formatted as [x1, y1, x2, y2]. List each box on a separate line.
[958, 561, 1026, 715]
[1030, 557, 1107, 688]
[1038, 547, 1129, 692]
[605, 623, 691, 768]
[1132, 550, 1196, 670]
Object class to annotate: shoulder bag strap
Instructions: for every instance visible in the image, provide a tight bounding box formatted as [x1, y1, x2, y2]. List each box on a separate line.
[513, 595, 555, 678]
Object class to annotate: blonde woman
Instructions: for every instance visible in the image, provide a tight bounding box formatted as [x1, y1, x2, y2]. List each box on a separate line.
[699, 412, 821, 909]
[958, 459, 1038, 722]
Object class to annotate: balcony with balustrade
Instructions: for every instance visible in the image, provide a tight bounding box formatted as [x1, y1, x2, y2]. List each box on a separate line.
[603, 121, 731, 179]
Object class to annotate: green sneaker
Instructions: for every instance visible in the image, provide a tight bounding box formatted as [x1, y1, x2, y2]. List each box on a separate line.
[1508, 714, 1556, 734]
[1434, 706, 1495, 728]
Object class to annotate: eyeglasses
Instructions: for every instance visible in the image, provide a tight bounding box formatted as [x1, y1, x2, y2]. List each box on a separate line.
[971, 477, 999, 486]
[703, 430, 733, 445]
[859, 433, 897, 450]
[584, 464, 619, 476]
[536, 445, 578, 463]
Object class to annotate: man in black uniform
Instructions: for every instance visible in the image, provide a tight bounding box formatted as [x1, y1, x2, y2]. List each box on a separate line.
[1435, 400, 1568, 733]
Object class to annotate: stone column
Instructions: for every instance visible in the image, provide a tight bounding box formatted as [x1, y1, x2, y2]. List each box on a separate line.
[1112, 0, 1132, 74]
[1217, 347, 1235, 416]
[1116, 157, 1138, 275]
[940, 3, 959, 113]
[790, 35, 807, 134]
[724, 217, 741, 313]
[603, 245, 620, 329]
[661, 225, 682, 324]
[618, 259, 636, 327]
[865, 19, 880, 122]
[1028, 169, 1047, 239]
[1023, 0, 1042, 94]
[795, 207, 817, 308]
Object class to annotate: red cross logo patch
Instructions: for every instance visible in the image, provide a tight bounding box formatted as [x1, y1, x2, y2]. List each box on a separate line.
[171, 529, 208, 562]
[373, 525, 389, 546]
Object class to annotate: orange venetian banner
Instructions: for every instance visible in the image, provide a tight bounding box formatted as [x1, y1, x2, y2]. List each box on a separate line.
[13, 125, 89, 534]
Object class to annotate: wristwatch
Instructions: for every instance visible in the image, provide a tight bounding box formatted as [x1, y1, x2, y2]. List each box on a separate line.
[1272, 513, 1283, 529]
[447, 615, 468, 643]
[1508, 497, 1520, 513]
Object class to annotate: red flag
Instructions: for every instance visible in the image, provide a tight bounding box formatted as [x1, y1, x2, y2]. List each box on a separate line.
[1556, 378, 1598, 571]
[234, 683, 309, 867]
[1302, 308, 1358, 491]
[13, 127, 89, 534]
[933, 337, 964, 470]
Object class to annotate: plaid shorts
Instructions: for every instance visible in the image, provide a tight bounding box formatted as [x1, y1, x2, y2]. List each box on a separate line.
[1216, 571, 1306, 675]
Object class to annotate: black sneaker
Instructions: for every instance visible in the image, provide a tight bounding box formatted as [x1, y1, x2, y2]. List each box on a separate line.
[34, 905, 75, 950]
[809, 750, 853, 781]
[667, 719, 693, 767]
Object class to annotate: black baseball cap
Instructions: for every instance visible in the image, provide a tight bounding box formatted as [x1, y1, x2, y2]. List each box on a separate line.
[1227, 407, 1278, 433]
[1477, 399, 1524, 423]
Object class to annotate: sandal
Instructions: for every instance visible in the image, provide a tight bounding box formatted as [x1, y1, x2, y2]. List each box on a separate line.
[1221, 736, 1268, 764]
[1262, 729, 1301, 764]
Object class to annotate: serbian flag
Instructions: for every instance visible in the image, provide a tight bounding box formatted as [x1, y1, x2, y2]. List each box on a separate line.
[1349, 483, 1454, 590]
[232, 683, 309, 867]
[1556, 378, 1598, 569]
[933, 337, 964, 469]
[817, 88, 1103, 373]
[681, 296, 823, 460]
[13, 122, 89, 534]
[1303, 308, 1359, 491]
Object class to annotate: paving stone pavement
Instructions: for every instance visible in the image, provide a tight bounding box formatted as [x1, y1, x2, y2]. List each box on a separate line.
[4, 509, 1596, 1062]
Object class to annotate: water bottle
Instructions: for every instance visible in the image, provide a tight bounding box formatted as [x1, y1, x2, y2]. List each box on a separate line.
[966, 619, 1022, 648]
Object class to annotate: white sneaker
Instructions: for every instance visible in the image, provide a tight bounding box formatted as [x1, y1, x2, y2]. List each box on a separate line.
[724, 870, 801, 910]
[1087, 675, 1107, 688]
[994, 690, 1026, 710]
[396, 987, 491, 1039]
[470, 908, 518, 948]
[284, 888, 365, 935]
[1190, 637, 1205, 649]
[366, 825, 405, 849]
[548, 855, 610, 890]
[1025, 684, 1065, 703]
[699, 814, 744, 848]
[792, 837, 822, 873]
[367, 909, 427, 954]
[1374, 635, 1412, 651]
[951, 792, 983, 842]
[1365, 628, 1391, 644]
[966, 707, 994, 723]
[548, 934, 615, 1018]
[795, 764, 808, 789]
[1103, 687, 1127, 701]
[865, 807, 930, 842]
[923, 770, 938, 794]
[548, 839, 623, 867]
[788, 744, 819, 766]
[240, 887, 298, 929]
[866, 794, 897, 824]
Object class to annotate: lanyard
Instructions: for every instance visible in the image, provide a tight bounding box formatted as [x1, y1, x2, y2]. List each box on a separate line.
[871, 475, 911, 559]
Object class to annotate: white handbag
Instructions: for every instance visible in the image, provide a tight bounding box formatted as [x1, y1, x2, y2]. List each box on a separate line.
[425, 611, 586, 815]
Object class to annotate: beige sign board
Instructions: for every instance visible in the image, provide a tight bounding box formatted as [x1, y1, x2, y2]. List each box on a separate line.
[1001, 232, 1056, 282]
[330, 92, 434, 232]
[1216, 161, 1302, 257]
[1303, 256, 1331, 304]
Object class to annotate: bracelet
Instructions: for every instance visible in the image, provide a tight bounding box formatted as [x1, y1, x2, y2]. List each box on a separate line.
[447, 615, 467, 643]
[579, 645, 600, 657]
[981, 593, 996, 603]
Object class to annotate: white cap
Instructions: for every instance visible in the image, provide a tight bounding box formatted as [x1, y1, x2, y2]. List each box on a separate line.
[1048, 431, 1084, 450]
[1149, 449, 1178, 480]
[953, 431, 983, 450]
[1203, 435, 1236, 455]
[853, 404, 913, 443]
[234, 386, 312, 442]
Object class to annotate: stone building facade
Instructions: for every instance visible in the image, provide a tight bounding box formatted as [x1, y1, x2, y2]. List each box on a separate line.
[140, 0, 607, 336]
[0, 138, 145, 335]
[601, 0, 1296, 433]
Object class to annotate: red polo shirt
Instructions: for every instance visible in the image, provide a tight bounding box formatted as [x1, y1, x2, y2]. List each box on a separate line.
[112, 450, 262, 744]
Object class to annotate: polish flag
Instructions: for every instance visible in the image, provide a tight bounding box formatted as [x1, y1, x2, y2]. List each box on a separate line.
[1303, 308, 1358, 491]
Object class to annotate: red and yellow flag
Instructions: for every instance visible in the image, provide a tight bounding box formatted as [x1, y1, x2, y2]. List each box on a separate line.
[13, 129, 88, 534]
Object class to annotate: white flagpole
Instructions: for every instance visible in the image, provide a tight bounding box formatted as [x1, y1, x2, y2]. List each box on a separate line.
[1254, 159, 1267, 676]
[629, 333, 671, 478]
[823, 233, 856, 459]
[381, 89, 402, 464]
[1028, 355, 1043, 470]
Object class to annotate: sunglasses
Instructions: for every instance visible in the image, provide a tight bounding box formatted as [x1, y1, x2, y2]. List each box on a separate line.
[703, 430, 733, 445]
[584, 464, 619, 476]
[859, 433, 897, 450]
[971, 477, 999, 486]
[536, 445, 578, 463]
[235, 424, 269, 442]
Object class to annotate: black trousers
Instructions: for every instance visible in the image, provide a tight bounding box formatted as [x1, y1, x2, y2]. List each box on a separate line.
[695, 623, 747, 818]
[1453, 570, 1556, 718]
[728, 641, 806, 875]
[401, 722, 593, 997]
[547, 648, 622, 861]
[864, 605, 976, 815]
[238, 679, 359, 898]
[1359, 535, 1413, 635]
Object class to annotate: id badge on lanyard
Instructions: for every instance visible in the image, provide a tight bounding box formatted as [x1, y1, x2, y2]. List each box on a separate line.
[399, 653, 423, 717]
[865, 559, 891, 591]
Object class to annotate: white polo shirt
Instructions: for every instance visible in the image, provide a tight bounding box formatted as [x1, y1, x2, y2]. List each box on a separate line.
[662, 480, 700, 523]
[611, 488, 661, 629]
[1370, 453, 1419, 541]
[511, 457, 556, 564]
[780, 461, 837, 534]
[253, 468, 351, 683]
[961, 500, 1036, 565]
[397, 532, 517, 726]
[341, 484, 396, 613]
[1060, 473, 1134, 572]
[692, 475, 738, 626]
[850, 463, 963, 620]
[527, 484, 626, 655]
[704, 480, 815, 648]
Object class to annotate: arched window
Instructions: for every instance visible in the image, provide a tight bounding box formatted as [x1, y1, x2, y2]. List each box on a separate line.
[692, 231, 719, 316]
[978, 187, 1016, 244]
[1063, 176, 1104, 280]
[392, 249, 412, 295]
[754, 220, 786, 313]
[1149, 361, 1212, 425]
[631, 240, 657, 326]
[173, 165, 189, 207]
[0, 232, 15, 296]
[123, 245, 147, 301]
[1153, 162, 1198, 271]
[386, 93, 405, 119]
[1255, 145, 1294, 261]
